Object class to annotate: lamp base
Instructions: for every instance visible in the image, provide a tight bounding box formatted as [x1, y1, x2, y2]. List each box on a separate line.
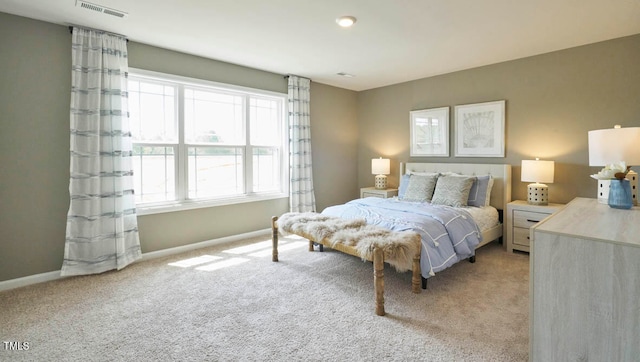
[597, 179, 610, 204]
[628, 170, 638, 206]
[374, 175, 387, 190]
[527, 183, 548, 205]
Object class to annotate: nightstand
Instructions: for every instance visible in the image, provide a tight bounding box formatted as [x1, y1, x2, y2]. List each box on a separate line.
[506, 200, 564, 253]
[360, 187, 398, 199]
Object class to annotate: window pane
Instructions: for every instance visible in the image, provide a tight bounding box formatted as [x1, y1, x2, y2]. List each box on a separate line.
[250, 97, 280, 146]
[185, 88, 244, 145]
[129, 79, 177, 142]
[188, 147, 243, 198]
[133, 146, 175, 203]
[253, 147, 280, 192]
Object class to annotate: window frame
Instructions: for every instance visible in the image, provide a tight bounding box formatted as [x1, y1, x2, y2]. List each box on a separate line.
[129, 68, 289, 216]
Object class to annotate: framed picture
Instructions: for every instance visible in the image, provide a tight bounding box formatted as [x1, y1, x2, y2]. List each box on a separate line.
[409, 107, 449, 157]
[454, 100, 505, 157]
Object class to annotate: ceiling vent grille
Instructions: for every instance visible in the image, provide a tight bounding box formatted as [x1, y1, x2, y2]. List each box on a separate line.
[76, 0, 128, 18]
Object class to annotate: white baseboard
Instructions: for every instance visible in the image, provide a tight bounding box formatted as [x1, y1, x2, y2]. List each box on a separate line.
[140, 228, 270, 261]
[0, 229, 271, 293]
[0, 270, 62, 293]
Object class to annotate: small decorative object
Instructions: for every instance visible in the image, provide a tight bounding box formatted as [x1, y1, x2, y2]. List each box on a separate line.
[590, 161, 633, 209]
[410, 107, 449, 156]
[588, 125, 640, 205]
[454, 100, 505, 157]
[372, 158, 390, 189]
[521, 158, 554, 205]
[608, 179, 633, 209]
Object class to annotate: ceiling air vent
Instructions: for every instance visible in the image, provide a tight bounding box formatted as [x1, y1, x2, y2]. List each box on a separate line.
[76, 0, 128, 18]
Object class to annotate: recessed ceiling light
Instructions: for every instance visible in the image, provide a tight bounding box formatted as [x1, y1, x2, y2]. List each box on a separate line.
[337, 72, 355, 78]
[336, 16, 357, 27]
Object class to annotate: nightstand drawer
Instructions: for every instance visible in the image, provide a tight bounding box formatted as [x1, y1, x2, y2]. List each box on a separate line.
[513, 227, 531, 247]
[362, 191, 384, 198]
[360, 187, 398, 199]
[506, 200, 565, 253]
[513, 210, 550, 228]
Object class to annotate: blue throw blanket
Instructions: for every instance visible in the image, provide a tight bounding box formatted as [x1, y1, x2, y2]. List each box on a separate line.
[322, 197, 482, 278]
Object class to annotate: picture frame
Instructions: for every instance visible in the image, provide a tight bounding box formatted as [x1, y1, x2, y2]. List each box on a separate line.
[454, 100, 505, 157]
[409, 107, 449, 157]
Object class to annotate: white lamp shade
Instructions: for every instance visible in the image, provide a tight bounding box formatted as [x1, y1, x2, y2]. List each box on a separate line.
[588, 126, 640, 166]
[521, 159, 554, 183]
[371, 158, 390, 175]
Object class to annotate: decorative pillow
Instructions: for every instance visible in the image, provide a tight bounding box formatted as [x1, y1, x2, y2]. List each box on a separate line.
[401, 174, 439, 202]
[467, 175, 494, 207]
[431, 175, 475, 207]
[398, 174, 411, 199]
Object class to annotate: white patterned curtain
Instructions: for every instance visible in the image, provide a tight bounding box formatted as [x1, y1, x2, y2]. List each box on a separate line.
[288, 76, 316, 212]
[62, 28, 141, 276]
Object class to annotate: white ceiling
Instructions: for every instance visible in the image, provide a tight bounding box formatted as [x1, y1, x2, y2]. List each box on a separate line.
[2, 0, 640, 91]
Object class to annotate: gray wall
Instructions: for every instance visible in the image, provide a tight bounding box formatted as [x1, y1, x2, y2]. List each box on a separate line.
[0, 13, 358, 282]
[3, 10, 639, 282]
[356, 34, 640, 203]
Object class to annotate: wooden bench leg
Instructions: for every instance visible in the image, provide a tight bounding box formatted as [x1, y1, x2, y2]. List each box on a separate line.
[412, 250, 421, 294]
[373, 247, 385, 316]
[271, 216, 278, 262]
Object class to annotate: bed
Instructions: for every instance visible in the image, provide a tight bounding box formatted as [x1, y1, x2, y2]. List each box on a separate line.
[272, 162, 512, 315]
[397, 162, 511, 249]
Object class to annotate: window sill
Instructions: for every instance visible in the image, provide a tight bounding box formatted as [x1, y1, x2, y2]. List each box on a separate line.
[136, 193, 288, 216]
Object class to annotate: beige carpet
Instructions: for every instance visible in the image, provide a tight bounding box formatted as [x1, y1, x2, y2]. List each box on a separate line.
[0, 235, 529, 361]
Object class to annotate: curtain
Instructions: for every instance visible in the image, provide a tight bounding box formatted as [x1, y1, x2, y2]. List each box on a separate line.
[288, 76, 316, 212]
[62, 28, 141, 276]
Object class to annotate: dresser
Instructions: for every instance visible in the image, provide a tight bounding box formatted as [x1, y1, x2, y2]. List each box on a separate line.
[530, 197, 640, 361]
[505, 200, 564, 253]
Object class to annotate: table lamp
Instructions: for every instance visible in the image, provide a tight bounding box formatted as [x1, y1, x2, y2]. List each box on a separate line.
[372, 158, 390, 189]
[521, 158, 554, 205]
[588, 125, 640, 205]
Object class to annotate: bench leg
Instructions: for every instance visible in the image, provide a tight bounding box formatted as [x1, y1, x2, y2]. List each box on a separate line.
[271, 216, 279, 262]
[412, 251, 421, 294]
[373, 247, 385, 316]
[308, 242, 324, 252]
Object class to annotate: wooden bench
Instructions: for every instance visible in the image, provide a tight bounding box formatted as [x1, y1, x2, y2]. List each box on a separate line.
[271, 214, 421, 316]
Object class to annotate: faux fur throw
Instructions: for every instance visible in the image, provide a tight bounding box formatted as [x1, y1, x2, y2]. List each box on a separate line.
[277, 212, 420, 272]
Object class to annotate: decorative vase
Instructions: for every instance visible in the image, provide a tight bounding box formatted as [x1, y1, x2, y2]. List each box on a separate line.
[608, 179, 633, 209]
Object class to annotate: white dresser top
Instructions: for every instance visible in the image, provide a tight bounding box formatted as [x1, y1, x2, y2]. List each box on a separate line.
[533, 197, 640, 248]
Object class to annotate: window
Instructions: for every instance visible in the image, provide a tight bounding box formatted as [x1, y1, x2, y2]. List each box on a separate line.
[128, 69, 287, 213]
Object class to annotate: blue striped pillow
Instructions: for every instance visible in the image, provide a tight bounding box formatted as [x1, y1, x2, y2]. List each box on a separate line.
[467, 175, 494, 207]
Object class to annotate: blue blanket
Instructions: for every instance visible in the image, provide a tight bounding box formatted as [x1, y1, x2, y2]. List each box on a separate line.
[322, 197, 482, 278]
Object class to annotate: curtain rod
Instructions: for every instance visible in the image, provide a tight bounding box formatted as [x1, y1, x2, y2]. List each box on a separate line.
[284, 74, 311, 81]
[68, 25, 129, 42]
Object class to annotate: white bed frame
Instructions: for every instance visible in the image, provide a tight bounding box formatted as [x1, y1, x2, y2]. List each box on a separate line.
[401, 162, 512, 247]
